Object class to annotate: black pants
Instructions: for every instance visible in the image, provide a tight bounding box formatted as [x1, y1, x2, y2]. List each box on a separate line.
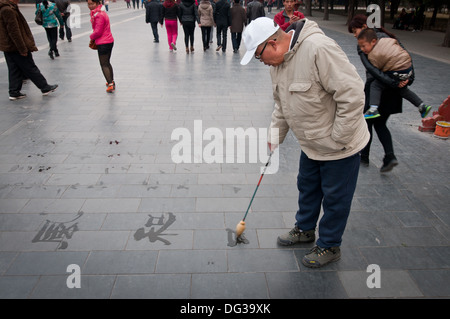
[150, 22, 159, 41]
[97, 42, 114, 84]
[59, 14, 72, 40]
[182, 21, 195, 48]
[231, 32, 242, 51]
[4, 51, 49, 95]
[361, 112, 394, 158]
[370, 79, 423, 108]
[201, 26, 211, 49]
[45, 27, 58, 53]
[216, 23, 227, 51]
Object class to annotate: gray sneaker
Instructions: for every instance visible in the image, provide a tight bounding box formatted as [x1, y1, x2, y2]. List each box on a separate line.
[277, 226, 315, 246]
[302, 246, 341, 268]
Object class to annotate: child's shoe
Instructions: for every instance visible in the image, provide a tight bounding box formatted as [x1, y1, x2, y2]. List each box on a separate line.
[419, 104, 432, 118]
[364, 108, 380, 119]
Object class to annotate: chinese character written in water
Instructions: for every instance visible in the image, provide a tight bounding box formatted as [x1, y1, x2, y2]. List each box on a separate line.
[134, 213, 177, 245]
[32, 212, 83, 249]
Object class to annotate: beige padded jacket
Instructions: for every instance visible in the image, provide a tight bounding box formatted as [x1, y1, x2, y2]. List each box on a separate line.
[268, 19, 370, 161]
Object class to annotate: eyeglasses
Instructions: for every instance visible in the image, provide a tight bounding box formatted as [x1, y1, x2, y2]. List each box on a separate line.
[255, 39, 275, 60]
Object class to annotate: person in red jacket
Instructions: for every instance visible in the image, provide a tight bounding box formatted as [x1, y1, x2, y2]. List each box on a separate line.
[87, 0, 115, 93]
[273, 0, 304, 31]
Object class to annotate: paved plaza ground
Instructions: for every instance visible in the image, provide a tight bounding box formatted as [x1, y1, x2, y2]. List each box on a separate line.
[0, 3, 449, 300]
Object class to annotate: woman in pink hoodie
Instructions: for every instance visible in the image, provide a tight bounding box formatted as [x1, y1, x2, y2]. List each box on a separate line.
[87, 0, 115, 93]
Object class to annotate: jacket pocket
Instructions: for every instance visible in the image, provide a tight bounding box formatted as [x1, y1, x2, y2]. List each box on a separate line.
[304, 126, 331, 140]
[288, 81, 321, 108]
[288, 81, 311, 93]
[304, 127, 346, 154]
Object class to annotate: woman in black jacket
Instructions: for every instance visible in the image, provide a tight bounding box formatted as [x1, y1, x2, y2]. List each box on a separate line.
[349, 14, 413, 173]
[178, 0, 199, 53]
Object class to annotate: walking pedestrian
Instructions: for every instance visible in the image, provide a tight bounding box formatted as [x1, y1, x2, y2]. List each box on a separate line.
[230, 0, 245, 53]
[241, 17, 370, 268]
[132, 0, 139, 9]
[178, 0, 199, 54]
[198, 0, 214, 51]
[267, 0, 273, 13]
[36, 0, 64, 59]
[87, 0, 115, 93]
[145, 0, 163, 43]
[348, 14, 405, 172]
[214, 0, 230, 52]
[0, 0, 58, 100]
[162, 0, 179, 51]
[55, 0, 72, 42]
[246, 0, 264, 24]
[125, 0, 130, 8]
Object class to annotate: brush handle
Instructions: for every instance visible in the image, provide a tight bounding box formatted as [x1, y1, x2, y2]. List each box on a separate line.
[242, 152, 273, 221]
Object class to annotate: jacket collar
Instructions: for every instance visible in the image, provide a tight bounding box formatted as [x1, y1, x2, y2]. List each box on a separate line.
[283, 19, 324, 63]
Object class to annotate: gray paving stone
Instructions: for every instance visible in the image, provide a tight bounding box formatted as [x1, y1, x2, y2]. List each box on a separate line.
[0, 252, 17, 275]
[338, 270, 423, 298]
[155, 250, 227, 273]
[83, 251, 158, 274]
[111, 274, 191, 299]
[408, 269, 450, 297]
[266, 272, 348, 298]
[228, 249, 299, 272]
[126, 229, 194, 250]
[60, 230, 130, 251]
[0, 275, 40, 299]
[30, 275, 116, 299]
[0, 213, 43, 231]
[359, 246, 442, 270]
[5, 251, 89, 275]
[191, 273, 269, 299]
[81, 198, 140, 213]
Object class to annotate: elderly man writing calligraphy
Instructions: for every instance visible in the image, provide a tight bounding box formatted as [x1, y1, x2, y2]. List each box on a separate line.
[241, 17, 369, 268]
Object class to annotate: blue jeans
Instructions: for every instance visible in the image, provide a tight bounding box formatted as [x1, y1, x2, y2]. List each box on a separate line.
[295, 151, 360, 248]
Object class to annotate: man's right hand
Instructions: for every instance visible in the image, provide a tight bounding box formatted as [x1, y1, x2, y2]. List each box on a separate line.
[268, 142, 278, 152]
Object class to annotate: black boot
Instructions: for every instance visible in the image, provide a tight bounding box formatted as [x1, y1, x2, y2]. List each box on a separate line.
[360, 153, 369, 166]
[48, 50, 54, 60]
[380, 153, 398, 173]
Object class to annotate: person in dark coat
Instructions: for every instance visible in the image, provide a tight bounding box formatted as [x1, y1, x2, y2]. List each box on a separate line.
[230, 0, 245, 53]
[55, 0, 72, 41]
[145, 0, 163, 42]
[213, 0, 230, 52]
[0, 0, 58, 100]
[246, 0, 264, 24]
[178, 0, 199, 53]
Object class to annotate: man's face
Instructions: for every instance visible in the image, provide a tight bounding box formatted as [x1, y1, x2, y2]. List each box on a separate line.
[255, 39, 284, 67]
[283, 0, 296, 11]
[358, 38, 376, 55]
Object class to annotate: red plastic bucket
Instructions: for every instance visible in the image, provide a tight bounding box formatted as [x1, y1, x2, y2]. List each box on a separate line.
[434, 121, 450, 139]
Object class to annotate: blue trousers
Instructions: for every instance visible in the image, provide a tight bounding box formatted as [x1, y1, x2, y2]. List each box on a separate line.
[295, 151, 360, 248]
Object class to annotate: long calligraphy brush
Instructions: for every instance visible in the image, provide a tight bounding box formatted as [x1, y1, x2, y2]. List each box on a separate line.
[235, 151, 273, 238]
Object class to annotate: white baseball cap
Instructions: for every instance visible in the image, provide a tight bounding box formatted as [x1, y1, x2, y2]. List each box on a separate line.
[240, 17, 280, 66]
